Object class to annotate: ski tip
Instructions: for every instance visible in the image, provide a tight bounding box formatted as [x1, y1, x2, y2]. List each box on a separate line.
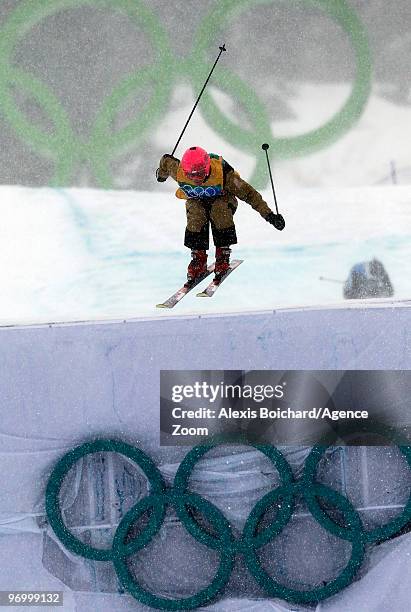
[156, 303, 171, 308]
[196, 291, 211, 298]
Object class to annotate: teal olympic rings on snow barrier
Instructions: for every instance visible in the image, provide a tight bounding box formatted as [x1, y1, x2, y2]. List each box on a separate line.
[46, 439, 411, 610]
[0, 0, 372, 188]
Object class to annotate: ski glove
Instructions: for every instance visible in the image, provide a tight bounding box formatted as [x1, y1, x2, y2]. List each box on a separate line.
[266, 212, 285, 231]
[156, 154, 179, 182]
[156, 168, 168, 182]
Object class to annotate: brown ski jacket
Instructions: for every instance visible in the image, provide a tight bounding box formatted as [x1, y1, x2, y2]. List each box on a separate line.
[158, 153, 273, 220]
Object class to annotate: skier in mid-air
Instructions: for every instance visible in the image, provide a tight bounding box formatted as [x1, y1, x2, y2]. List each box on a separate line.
[156, 146, 285, 287]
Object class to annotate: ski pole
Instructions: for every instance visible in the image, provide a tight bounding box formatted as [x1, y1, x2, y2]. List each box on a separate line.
[157, 44, 227, 181]
[261, 143, 280, 215]
[261, 143, 285, 230]
[319, 276, 344, 284]
[172, 44, 226, 156]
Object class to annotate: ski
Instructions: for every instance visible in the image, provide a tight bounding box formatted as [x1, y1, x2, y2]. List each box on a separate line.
[156, 263, 215, 308]
[196, 260, 243, 298]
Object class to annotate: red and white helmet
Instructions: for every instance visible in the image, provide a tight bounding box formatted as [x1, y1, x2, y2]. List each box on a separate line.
[181, 146, 210, 177]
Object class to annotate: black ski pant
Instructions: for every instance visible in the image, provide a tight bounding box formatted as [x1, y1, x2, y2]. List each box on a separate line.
[184, 196, 238, 250]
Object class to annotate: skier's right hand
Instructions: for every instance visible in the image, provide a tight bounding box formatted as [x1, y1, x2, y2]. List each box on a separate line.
[156, 154, 178, 182]
[156, 167, 168, 182]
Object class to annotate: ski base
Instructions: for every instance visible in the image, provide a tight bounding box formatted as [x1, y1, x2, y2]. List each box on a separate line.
[196, 260, 243, 298]
[156, 263, 215, 308]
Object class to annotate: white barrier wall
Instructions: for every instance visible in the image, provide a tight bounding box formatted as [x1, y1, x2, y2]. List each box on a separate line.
[1, 300, 411, 510]
[1, 301, 411, 611]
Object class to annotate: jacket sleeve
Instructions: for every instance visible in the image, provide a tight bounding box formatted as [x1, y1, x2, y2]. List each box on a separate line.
[225, 167, 272, 219]
[158, 154, 180, 181]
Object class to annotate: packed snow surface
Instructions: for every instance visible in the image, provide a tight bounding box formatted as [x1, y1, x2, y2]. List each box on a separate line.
[1, 184, 410, 324]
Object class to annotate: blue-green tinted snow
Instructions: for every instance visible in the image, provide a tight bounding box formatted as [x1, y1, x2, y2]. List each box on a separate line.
[57, 236, 408, 318]
[1, 185, 410, 323]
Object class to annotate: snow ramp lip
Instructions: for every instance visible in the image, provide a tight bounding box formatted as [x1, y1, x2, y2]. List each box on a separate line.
[0, 296, 409, 331]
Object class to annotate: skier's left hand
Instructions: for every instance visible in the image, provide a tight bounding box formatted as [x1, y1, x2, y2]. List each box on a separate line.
[266, 212, 285, 231]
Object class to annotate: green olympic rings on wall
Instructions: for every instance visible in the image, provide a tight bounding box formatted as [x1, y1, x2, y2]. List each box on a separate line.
[303, 444, 411, 543]
[244, 482, 365, 603]
[0, 0, 372, 188]
[45, 438, 167, 561]
[46, 438, 411, 610]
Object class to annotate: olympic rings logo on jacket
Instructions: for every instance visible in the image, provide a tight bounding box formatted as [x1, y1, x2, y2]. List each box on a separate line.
[180, 184, 223, 198]
[45, 438, 411, 611]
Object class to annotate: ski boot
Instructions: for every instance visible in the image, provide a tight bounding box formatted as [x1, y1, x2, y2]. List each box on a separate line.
[185, 249, 208, 287]
[214, 246, 231, 284]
